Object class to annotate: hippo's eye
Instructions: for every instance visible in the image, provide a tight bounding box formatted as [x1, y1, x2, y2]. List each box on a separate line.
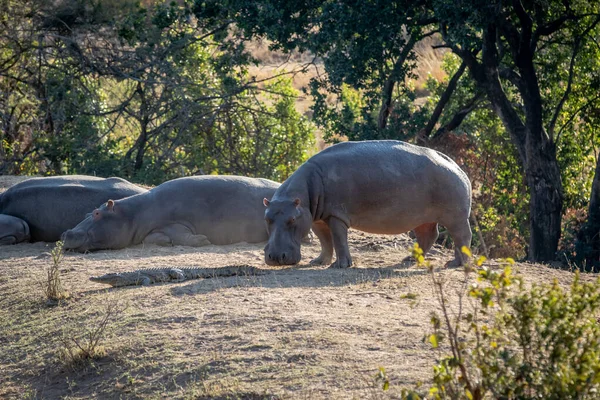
[92, 210, 101, 220]
[288, 217, 296, 225]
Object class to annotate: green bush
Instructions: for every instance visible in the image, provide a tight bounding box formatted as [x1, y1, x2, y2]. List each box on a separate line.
[402, 245, 600, 399]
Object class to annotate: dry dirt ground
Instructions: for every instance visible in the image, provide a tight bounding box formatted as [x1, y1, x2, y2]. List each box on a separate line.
[0, 176, 581, 399]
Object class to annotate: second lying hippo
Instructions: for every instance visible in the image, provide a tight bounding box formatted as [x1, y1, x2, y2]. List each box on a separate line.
[62, 175, 281, 252]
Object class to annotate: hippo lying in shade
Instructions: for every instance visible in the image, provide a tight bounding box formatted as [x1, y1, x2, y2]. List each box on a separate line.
[0, 175, 147, 244]
[62, 175, 281, 252]
[263, 140, 472, 268]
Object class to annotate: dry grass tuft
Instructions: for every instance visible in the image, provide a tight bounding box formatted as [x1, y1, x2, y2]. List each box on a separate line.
[43, 241, 70, 303]
[58, 300, 128, 371]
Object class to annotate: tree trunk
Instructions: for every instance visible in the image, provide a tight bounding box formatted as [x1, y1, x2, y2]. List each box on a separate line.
[465, 24, 564, 262]
[525, 142, 563, 261]
[577, 154, 600, 271]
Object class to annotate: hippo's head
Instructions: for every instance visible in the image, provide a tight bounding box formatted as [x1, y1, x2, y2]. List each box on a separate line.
[263, 197, 312, 265]
[62, 200, 131, 252]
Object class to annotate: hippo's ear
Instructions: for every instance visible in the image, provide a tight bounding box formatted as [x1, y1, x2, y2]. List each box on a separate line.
[107, 199, 115, 212]
[263, 198, 271, 207]
[293, 198, 301, 207]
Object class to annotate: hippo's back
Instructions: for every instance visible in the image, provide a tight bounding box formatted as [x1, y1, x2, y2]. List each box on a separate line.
[149, 175, 281, 245]
[287, 140, 471, 233]
[153, 175, 280, 195]
[310, 140, 469, 190]
[0, 175, 147, 242]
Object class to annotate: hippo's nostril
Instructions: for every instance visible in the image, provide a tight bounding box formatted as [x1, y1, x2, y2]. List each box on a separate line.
[281, 252, 287, 262]
[268, 253, 275, 261]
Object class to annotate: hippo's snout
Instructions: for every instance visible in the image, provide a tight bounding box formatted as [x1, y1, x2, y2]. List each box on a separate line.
[61, 229, 88, 251]
[267, 251, 293, 265]
[264, 243, 301, 266]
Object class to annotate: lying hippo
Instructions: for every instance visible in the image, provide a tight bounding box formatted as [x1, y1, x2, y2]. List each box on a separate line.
[0, 215, 30, 245]
[0, 175, 147, 243]
[263, 140, 472, 268]
[62, 175, 281, 252]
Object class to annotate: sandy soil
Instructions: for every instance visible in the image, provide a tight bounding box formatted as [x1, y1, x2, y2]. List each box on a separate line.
[0, 176, 579, 399]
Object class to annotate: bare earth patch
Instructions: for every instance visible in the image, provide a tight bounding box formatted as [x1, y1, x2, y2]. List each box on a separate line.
[0, 176, 581, 399]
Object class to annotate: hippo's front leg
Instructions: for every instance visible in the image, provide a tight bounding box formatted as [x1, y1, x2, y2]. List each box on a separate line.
[153, 224, 212, 247]
[309, 220, 334, 265]
[327, 217, 353, 268]
[144, 232, 173, 246]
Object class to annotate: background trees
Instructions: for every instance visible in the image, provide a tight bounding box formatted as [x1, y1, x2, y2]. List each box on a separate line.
[199, 0, 600, 264]
[0, 0, 315, 184]
[3, 0, 600, 267]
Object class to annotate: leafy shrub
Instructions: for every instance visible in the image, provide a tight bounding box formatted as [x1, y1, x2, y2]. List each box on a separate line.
[402, 245, 600, 399]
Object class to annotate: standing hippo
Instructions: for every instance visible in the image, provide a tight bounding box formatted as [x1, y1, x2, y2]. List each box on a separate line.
[0, 175, 147, 243]
[0, 215, 30, 245]
[263, 140, 472, 268]
[62, 176, 281, 252]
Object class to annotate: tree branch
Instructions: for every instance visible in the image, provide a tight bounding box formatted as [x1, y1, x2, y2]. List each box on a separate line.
[556, 93, 600, 144]
[431, 91, 484, 140]
[377, 33, 419, 129]
[418, 60, 467, 141]
[548, 15, 600, 140]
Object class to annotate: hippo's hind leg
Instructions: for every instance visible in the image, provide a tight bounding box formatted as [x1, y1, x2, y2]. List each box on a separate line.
[310, 220, 334, 265]
[444, 218, 472, 267]
[413, 222, 439, 254]
[327, 217, 353, 268]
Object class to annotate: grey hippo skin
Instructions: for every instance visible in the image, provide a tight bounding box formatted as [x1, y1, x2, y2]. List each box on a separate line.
[263, 140, 472, 268]
[0, 175, 147, 244]
[62, 175, 281, 252]
[0, 215, 30, 245]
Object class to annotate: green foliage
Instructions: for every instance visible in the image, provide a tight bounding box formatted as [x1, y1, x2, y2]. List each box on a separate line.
[0, 0, 315, 185]
[187, 78, 316, 183]
[403, 245, 600, 399]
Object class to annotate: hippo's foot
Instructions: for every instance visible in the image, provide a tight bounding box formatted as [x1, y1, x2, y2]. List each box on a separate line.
[329, 258, 353, 269]
[310, 254, 332, 266]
